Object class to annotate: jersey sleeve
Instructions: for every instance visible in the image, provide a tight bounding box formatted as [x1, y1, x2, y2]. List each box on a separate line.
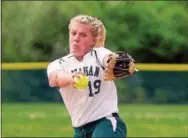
[93, 47, 113, 67]
[47, 59, 64, 78]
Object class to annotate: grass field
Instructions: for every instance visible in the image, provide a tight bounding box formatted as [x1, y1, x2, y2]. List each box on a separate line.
[2, 103, 188, 137]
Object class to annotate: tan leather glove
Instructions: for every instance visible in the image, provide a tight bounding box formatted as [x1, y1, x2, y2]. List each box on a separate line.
[104, 51, 137, 81]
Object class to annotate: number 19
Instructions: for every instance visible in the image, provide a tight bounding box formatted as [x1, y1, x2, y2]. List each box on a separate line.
[88, 79, 101, 97]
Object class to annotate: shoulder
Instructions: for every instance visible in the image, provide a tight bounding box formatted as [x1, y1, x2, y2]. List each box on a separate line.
[93, 47, 110, 51]
[93, 47, 112, 54]
[92, 47, 113, 58]
[60, 54, 74, 62]
[91, 47, 113, 68]
[47, 54, 72, 68]
[50, 54, 72, 64]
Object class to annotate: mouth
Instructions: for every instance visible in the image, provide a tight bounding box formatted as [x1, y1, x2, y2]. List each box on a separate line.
[73, 43, 78, 46]
[72, 46, 78, 52]
[72, 44, 79, 50]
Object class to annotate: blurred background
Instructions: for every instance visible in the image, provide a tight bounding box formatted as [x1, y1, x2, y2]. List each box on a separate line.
[2, 1, 188, 137]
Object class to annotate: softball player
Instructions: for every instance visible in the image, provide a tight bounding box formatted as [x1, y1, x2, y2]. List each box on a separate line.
[47, 14, 128, 138]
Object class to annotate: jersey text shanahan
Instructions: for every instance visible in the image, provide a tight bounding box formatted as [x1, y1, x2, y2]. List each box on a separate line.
[47, 47, 119, 127]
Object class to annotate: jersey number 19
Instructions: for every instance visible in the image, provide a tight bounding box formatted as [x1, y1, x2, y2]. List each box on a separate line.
[88, 80, 101, 97]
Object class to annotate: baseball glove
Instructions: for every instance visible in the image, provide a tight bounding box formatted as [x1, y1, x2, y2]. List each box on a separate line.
[104, 51, 136, 81]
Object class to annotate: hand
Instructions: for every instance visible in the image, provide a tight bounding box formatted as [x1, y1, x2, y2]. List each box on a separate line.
[103, 51, 137, 81]
[72, 72, 86, 88]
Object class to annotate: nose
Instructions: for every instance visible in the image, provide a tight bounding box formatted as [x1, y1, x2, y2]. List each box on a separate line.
[74, 34, 80, 42]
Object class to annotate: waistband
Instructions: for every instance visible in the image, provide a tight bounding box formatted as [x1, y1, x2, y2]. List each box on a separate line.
[107, 113, 119, 118]
[74, 112, 119, 130]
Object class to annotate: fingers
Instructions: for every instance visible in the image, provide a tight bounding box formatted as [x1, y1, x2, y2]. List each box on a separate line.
[72, 72, 85, 78]
[72, 72, 87, 88]
[73, 74, 81, 79]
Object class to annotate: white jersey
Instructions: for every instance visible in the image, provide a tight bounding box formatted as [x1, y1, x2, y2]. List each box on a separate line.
[47, 47, 119, 127]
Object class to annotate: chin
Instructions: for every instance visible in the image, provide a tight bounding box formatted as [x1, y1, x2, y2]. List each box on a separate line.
[72, 51, 80, 57]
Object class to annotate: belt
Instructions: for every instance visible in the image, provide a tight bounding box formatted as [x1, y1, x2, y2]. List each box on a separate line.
[112, 113, 119, 118]
[105, 112, 119, 118]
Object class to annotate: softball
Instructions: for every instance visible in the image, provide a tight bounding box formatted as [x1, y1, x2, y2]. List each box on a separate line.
[74, 74, 89, 89]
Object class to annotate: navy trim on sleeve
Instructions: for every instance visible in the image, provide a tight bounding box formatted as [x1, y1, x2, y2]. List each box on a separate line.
[93, 50, 105, 70]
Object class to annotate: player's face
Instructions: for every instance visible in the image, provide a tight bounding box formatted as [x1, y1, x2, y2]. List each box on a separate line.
[69, 22, 95, 60]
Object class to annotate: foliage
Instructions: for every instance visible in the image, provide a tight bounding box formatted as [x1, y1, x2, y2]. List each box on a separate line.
[2, 1, 188, 63]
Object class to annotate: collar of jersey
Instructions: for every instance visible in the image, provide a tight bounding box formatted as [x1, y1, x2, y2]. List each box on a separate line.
[69, 49, 94, 62]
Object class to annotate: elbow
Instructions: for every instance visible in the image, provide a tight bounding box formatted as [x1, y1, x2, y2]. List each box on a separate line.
[48, 74, 58, 87]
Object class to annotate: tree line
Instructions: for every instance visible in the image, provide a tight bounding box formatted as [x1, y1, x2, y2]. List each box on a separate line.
[2, 1, 188, 63]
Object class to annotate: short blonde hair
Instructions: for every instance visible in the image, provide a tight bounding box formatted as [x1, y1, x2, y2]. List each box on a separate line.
[69, 14, 106, 47]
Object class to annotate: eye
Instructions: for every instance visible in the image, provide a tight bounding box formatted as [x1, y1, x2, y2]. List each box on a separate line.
[80, 33, 86, 37]
[70, 31, 76, 36]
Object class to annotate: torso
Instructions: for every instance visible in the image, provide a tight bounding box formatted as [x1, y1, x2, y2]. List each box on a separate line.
[48, 48, 119, 127]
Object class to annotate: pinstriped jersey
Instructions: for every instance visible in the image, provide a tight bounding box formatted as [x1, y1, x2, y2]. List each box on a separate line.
[47, 47, 119, 127]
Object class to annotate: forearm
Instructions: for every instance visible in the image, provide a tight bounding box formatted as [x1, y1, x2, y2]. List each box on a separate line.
[49, 70, 73, 88]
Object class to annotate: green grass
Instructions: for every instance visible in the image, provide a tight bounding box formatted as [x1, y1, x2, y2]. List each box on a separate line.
[2, 103, 188, 137]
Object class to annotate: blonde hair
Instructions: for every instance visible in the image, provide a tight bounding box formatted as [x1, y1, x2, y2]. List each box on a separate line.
[68, 14, 106, 47]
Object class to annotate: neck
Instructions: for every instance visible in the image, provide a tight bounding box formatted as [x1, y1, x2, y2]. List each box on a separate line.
[72, 49, 93, 61]
[76, 56, 84, 62]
